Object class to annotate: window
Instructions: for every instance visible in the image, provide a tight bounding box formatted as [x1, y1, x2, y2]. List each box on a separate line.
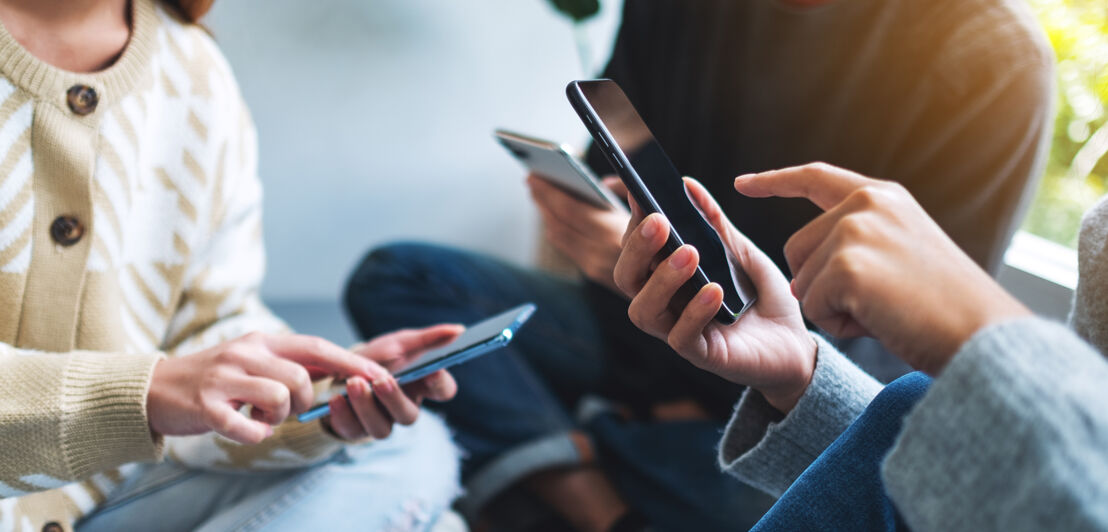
[1022, 0, 1108, 249]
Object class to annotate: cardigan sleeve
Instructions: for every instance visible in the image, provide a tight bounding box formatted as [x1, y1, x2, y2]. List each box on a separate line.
[882, 317, 1108, 532]
[0, 348, 163, 498]
[718, 333, 882, 497]
[158, 98, 349, 471]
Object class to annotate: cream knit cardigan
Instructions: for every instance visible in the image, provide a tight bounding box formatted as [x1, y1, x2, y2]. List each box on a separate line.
[0, 2, 347, 530]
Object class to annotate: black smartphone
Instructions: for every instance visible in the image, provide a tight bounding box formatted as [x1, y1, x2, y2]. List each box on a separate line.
[566, 79, 756, 324]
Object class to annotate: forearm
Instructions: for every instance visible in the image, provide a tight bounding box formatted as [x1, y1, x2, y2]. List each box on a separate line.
[718, 333, 882, 497]
[883, 318, 1108, 532]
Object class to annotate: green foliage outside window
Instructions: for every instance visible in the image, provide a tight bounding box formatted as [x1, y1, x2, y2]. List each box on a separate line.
[1023, 0, 1108, 248]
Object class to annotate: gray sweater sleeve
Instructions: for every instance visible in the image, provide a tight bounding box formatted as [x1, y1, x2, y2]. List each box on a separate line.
[883, 317, 1108, 532]
[718, 333, 883, 497]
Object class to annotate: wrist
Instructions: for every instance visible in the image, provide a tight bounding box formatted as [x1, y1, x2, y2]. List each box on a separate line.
[759, 333, 818, 414]
[931, 295, 1032, 375]
[146, 358, 171, 435]
[925, 280, 1032, 375]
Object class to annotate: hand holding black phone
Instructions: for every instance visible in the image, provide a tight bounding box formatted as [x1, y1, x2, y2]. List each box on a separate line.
[566, 79, 756, 323]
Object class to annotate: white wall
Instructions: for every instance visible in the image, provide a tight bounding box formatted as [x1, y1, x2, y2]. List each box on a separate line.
[206, 0, 623, 301]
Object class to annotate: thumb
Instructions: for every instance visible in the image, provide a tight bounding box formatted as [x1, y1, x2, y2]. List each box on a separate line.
[683, 177, 791, 295]
[393, 324, 466, 353]
[360, 324, 465, 371]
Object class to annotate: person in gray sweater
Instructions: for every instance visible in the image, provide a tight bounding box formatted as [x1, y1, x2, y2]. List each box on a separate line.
[610, 162, 1108, 531]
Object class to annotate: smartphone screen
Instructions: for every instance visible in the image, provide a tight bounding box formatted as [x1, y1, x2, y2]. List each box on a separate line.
[297, 303, 536, 423]
[393, 303, 535, 384]
[568, 80, 756, 322]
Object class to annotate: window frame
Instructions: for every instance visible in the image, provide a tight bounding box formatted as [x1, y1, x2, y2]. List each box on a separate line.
[998, 230, 1078, 320]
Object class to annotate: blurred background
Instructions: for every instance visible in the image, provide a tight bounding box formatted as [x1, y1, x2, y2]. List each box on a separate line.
[206, 0, 623, 341]
[1023, 0, 1108, 247]
[206, 0, 1106, 341]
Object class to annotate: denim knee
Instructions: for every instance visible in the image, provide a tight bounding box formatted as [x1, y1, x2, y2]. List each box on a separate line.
[868, 372, 933, 419]
[346, 242, 441, 298]
[343, 242, 455, 328]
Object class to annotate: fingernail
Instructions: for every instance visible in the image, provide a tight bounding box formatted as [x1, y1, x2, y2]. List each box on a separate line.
[671, 246, 693, 269]
[374, 378, 393, 394]
[641, 217, 659, 238]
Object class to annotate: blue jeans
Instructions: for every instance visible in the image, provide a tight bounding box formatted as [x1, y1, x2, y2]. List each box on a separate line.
[344, 243, 775, 531]
[753, 372, 933, 531]
[78, 414, 460, 532]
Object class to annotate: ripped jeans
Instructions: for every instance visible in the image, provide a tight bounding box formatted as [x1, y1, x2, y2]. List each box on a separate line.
[77, 414, 460, 532]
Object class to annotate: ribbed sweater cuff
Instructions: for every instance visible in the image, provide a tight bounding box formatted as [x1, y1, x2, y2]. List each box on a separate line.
[60, 351, 164, 479]
[882, 317, 1108, 531]
[718, 333, 882, 497]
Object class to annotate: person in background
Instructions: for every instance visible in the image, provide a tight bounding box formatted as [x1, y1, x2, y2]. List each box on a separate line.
[0, 1, 464, 530]
[344, 0, 1054, 529]
[613, 162, 1107, 531]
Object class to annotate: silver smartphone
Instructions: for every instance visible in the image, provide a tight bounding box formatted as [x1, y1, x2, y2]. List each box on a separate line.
[495, 129, 627, 211]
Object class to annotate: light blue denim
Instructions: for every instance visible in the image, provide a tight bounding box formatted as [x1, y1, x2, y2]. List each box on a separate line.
[78, 413, 460, 532]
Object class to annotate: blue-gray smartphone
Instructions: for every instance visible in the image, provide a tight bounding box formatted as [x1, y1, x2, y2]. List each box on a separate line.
[566, 79, 756, 324]
[297, 303, 537, 423]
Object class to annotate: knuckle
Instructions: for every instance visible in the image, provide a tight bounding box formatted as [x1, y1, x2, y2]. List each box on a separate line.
[831, 251, 865, 287]
[806, 161, 834, 174]
[293, 366, 312, 390]
[839, 215, 869, 239]
[204, 407, 233, 435]
[612, 264, 631, 293]
[242, 331, 267, 345]
[214, 348, 240, 365]
[666, 330, 687, 353]
[202, 366, 232, 387]
[300, 336, 327, 354]
[626, 300, 646, 328]
[399, 411, 419, 426]
[852, 186, 883, 208]
[314, 337, 334, 353]
[269, 384, 291, 408]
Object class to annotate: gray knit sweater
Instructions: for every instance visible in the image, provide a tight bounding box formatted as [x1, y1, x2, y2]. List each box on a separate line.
[719, 196, 1108, 531]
